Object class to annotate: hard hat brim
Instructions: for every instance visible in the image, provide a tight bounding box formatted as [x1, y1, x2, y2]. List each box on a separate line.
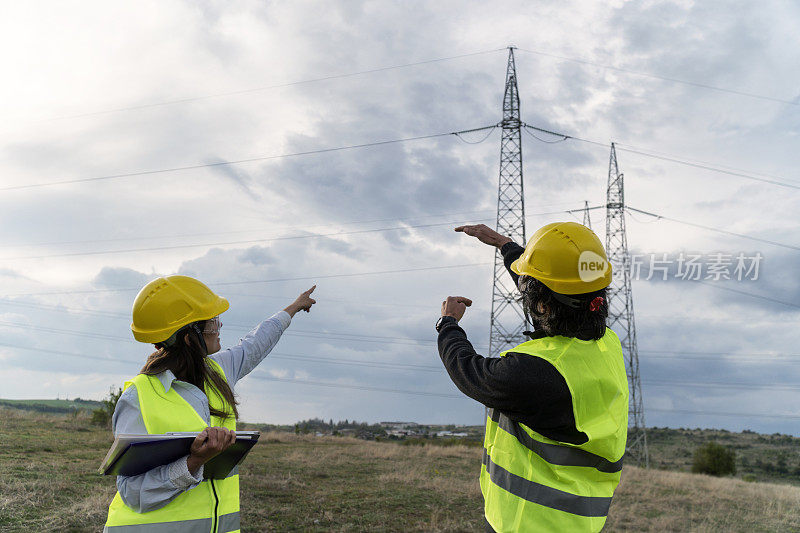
[131, 297, 229, 344]
[512, 257, 612, 295]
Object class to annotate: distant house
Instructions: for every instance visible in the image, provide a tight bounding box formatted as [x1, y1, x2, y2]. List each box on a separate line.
[380, 421, 420, 430]
[435, 431, 468, 438]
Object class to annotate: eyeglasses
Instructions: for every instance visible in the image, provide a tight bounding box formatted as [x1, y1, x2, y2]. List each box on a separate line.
[203, 316, 222, 334]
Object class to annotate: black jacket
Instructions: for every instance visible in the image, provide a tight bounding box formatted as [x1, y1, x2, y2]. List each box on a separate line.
[437, 242, 587, 445]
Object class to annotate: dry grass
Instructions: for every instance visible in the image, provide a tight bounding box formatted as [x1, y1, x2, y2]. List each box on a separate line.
[1, 411, 799, 532]
[607, 466, 800, 532]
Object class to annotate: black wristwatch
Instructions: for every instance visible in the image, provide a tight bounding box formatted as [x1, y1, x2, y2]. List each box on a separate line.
[436, 315, 457, 332]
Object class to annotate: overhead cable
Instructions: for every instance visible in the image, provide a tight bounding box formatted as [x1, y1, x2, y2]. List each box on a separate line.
[646, 407, 800, 421]
[45, 49, 507, 121]
[521, 124, 800, 190]
[0, 125, 498, 193]
[694, 280, 800, 310]
[7, 263, 491, 297]
[626, 206, 800, 252]
[0, 201, 580, 250]
[516, 47, 799, 106]
[2, 206, 583, 260]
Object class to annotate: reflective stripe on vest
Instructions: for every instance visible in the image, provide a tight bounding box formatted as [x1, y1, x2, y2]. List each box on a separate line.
[482, 450, 612, 517]
[481, 328, 628, 533]
[488, 409, 623, 473]
[104, 359, 241, 533]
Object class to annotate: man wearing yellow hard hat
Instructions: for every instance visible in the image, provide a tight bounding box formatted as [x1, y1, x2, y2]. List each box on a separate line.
[436, 222, 628, 533]
[104, 275, 316, 532]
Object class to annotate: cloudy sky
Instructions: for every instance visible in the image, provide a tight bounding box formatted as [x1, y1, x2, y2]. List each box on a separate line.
[1, 1, 798, 435]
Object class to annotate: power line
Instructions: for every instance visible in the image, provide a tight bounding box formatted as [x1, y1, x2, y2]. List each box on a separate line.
[0, 320, 132, 343]
[3, 205, 580, 261]
[522, 124, 800, 191]
[0, 125, 498, 193]
[0, 340, 461, 398]
[247, 374, 463, 399]
[640, 348, 800, 357]
[644, 380, 800, 392]
[2, 340, 798, 416]
[616, 143, 800, 189]
[10, 287, 794, 324]
[0, 208, 503, 250]
[6, 315, 800, 364]
[639, 349, 800, 358]
[6, 262, 491, 297]
[267, 353, 441, 372]
[626, 206, 800, 252]
[2, 288, 798, 356]
[695, 280, 800, 310]
[647, 407, 800, 421]
[0, 341, 138, 366]
[43, 49, 506, 122]
[4, 218, 493, 260]
[642, 354, 798, 364]
[4, 314, 800, 373]
[0, 298, 129, 319]
[516, 47, 799, 106]
[0, 201, 579, 251]
[620, 147, 800, 190]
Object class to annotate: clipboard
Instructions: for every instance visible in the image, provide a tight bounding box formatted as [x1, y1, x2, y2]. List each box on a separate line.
[99, 431, 260, 480]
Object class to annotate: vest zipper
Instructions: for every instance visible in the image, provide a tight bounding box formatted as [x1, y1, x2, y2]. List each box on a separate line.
[210, 478, 220, 533]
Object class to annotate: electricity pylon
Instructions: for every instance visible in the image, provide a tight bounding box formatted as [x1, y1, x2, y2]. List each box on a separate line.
[488, 47, 527, 357]
[605, 142, 648, 467]
[582, 200, 592, 229]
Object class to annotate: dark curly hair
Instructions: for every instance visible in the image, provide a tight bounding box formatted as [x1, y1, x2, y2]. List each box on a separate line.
[519, 275, 608, 341]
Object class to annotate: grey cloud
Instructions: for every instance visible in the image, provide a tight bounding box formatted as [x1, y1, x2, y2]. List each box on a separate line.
[238, 246, 274, 266]
[206, 159, 261, 199]
[625, 246, 800, 316]
[92, 267, 151, 289]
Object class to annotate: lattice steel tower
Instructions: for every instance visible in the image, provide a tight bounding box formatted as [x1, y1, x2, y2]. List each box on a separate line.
[605, 143, 648, 467]
[489, 47, 527, 357]
[582, 200, 592, 229]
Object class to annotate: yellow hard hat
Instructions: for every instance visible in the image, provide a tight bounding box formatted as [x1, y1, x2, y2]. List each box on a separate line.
[510, 222, 612, 295]
[131, 275, 229, 344]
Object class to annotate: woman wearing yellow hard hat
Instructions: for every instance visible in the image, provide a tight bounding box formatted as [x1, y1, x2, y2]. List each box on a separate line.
[104, 275, 316, 533]
[438, 222, 628, 533]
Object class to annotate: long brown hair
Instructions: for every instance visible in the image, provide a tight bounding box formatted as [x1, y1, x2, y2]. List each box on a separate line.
[141, 320, 239, 421]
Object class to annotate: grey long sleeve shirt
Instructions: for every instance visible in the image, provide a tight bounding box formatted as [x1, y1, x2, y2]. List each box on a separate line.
[111, 311, 292, 513]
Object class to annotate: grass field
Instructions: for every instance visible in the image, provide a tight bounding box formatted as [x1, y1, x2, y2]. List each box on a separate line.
[1, 408, 798, 532]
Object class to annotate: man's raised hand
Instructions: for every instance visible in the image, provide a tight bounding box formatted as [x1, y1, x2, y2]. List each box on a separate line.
[454, 224, 512, 248]
[441, 296, 473, 321]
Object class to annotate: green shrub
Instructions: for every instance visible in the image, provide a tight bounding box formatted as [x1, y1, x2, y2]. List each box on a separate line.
[91, 385, 123, 428]
[692, 441, 736, 476]
[742, 474, 757, 482]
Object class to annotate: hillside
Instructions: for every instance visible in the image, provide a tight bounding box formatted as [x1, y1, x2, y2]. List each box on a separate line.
[0, 398, 102, 415]
[259, 419, 800, 487]
[1, 408, 798, 532]
[646, 426, 800, 487]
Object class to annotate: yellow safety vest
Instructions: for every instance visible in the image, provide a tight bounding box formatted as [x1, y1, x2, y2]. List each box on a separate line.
[104, 359, 241, 533]
[481, 328, 629, 533]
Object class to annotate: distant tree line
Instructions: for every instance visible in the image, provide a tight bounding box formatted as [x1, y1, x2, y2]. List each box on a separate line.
[0, 399, 98, 415]
[292, 418, 387, 436]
